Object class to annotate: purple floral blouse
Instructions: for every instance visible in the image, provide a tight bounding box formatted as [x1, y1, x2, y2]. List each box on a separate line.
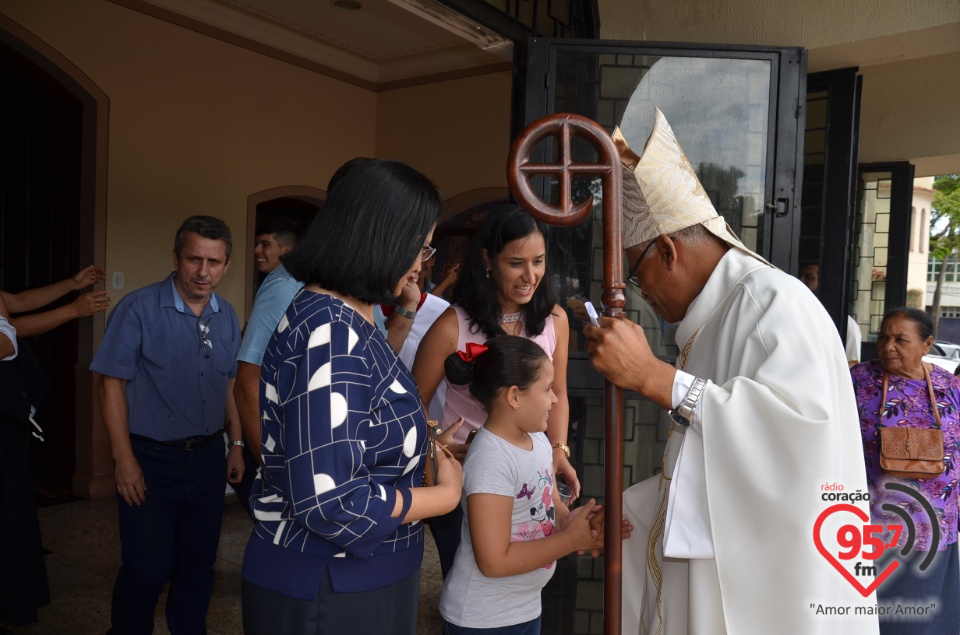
[852, 360, 960, 551]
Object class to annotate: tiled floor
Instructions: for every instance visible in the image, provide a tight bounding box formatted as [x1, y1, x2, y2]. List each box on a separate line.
[9, 497, 444, 634]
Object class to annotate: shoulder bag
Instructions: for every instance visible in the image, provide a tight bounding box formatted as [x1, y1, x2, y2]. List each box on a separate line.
[878, 366, 945, 480]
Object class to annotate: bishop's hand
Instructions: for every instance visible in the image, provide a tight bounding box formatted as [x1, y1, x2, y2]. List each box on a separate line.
[583, 317, 676, 410]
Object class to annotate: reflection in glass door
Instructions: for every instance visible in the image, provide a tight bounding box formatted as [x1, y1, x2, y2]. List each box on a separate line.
[571, 53, 772, 252]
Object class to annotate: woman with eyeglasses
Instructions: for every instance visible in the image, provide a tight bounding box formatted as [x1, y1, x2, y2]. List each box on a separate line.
[240, 159, 463, 635]
[412, 204, 578, 578]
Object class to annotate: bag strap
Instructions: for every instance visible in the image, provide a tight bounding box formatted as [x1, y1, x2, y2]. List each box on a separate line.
[881, 366, 941, 429]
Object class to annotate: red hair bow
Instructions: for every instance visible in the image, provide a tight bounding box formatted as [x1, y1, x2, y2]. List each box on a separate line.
[457, 342, 489, 363]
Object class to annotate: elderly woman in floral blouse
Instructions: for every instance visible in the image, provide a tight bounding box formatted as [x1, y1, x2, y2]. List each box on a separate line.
[851, 307, 960, 634]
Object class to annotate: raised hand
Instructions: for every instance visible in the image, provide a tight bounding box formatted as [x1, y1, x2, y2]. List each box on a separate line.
[436, 417, 470, 463]
[72, 265, 107, 290]
[74, 290, 111, 317]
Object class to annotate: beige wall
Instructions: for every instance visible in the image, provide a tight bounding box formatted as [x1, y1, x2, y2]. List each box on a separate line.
[599, 0, 960, 49]
[376, 72, 512, 201]
[909, 178, 935, 303]
[859, 51, 960, 175]
[1, 0, 378, 316]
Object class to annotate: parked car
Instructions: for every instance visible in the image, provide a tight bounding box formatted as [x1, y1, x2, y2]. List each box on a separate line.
[932, 340, 960, 358]
[925, 342, 960, 373]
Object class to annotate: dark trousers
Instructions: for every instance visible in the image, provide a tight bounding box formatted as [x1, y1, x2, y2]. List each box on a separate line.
[442, 616, 542, 634]
[229, 444, 258, 521]
[242, 568, 420, 635]
[429, 505, 463, 578]
[0, 417, 50, 625]
[109, 437, 226, 635]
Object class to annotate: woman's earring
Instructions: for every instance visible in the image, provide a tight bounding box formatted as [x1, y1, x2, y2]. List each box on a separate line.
[486, 270, 491, 279]
[514, 404, 520, 409]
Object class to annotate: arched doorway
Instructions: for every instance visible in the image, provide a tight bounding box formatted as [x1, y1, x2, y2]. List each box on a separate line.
[0, 14, 109, 499]
[243, 186, 324, 317]
[432, 187, 509, 291]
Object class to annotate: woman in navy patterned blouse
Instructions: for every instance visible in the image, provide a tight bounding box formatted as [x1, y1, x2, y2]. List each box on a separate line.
[241, 159, 463, 635]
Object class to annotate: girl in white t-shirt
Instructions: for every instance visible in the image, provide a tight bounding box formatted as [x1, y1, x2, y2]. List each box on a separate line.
[438, 336, 629, 634]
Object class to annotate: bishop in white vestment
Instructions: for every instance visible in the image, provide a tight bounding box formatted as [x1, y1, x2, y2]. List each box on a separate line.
[585, 109, 879, 635]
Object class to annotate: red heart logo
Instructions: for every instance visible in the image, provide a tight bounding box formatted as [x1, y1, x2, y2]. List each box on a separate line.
[813, 504, 898, 597]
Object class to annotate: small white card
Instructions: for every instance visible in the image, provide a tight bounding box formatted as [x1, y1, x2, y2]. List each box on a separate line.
[584, 301, 600, 326]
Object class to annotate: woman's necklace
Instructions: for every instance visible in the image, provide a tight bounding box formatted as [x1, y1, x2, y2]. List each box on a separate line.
[499, 311, 524, 335]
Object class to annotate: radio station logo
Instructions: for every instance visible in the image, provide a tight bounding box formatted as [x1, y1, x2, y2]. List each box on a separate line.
[814, 482, 940, 597]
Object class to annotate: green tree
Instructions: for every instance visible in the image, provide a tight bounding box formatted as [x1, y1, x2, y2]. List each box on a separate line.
[929, 174, 960, 336]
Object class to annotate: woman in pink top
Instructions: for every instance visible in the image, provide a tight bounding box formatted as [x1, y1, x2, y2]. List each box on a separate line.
[413, 205, 576, 576]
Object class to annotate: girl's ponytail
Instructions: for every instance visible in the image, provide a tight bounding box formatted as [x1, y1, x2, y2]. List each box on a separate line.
[443, 336, 547, 410]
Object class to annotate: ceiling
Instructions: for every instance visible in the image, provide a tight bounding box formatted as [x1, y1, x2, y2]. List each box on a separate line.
[111, 0, 514, 91]
[807, 21, 960, 74]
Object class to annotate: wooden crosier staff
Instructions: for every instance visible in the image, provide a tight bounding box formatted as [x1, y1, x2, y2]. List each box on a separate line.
[507, 113, 625, 635]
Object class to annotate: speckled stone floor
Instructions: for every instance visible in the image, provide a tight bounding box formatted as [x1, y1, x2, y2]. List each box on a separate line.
[7, 497, 444, 634]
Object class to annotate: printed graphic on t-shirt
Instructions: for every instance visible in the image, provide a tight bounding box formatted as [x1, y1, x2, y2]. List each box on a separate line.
[513, 467, 556, 568]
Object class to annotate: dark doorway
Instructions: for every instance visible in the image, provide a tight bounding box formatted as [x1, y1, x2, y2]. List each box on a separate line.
[0, 44, 83, 497]
[252, 197, 320, 292]
[800, 68, 862, 352]
[433, 201, 506, 287]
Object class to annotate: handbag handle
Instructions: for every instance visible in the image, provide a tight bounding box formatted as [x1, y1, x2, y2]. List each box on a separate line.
[881, 365, 942, 428]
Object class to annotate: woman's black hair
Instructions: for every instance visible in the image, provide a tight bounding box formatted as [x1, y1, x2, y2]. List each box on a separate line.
[284, 159, 441, 305]
[444, 336, 549, 411]
[881, 307, 934, 341]
[452, 204, 557, 339]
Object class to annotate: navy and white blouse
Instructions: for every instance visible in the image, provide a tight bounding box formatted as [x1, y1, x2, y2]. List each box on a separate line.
[242, 290, 428, 597]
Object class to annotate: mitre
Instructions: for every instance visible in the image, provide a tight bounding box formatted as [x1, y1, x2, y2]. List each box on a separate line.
[612, 108, 769, 267]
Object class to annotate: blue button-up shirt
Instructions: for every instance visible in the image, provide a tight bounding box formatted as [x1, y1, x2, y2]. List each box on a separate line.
[91, 273, 240, 441]
[236, 264, 303, 366]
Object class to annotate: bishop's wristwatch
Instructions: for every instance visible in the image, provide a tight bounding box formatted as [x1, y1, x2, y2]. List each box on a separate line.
[669, 377, 707, 428]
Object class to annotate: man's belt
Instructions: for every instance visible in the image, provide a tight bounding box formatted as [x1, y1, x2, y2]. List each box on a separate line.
[130, 428, 224, 451]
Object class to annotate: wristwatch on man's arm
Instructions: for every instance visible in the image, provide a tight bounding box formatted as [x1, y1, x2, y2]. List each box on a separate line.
[669, 376, 706, 428]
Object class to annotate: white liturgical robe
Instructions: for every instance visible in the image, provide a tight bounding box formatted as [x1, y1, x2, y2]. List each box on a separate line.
[622, 248, 879, 635]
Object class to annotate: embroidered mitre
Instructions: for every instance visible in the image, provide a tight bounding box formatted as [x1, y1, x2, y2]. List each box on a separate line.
[612, 108, 767, 267]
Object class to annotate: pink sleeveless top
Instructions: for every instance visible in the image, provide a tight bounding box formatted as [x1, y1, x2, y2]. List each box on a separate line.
[441, 306, 557, 443]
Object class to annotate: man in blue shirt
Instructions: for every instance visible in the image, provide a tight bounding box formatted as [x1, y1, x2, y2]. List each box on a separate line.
[235, 218, 302, 495]
[251, 216, 299, 279]
[91, 216, 244, 635]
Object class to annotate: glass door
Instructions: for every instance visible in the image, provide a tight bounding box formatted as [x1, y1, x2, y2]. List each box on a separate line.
[801, 68, 862, 350]
[514, 38, 806, 635]
[849, 162, 915, 361]
[516, 39, 805, 263]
